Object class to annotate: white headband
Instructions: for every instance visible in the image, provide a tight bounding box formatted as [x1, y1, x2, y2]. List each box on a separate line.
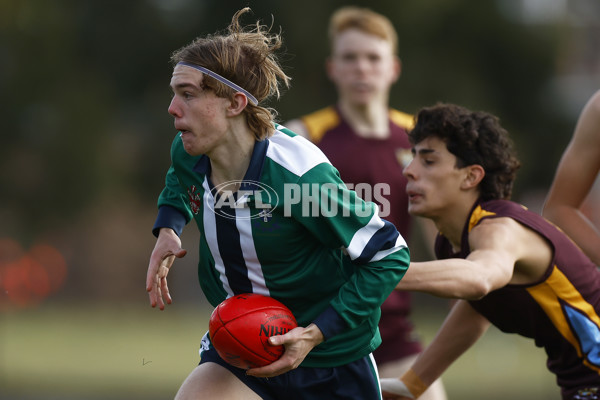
[177, 61, 258, 106]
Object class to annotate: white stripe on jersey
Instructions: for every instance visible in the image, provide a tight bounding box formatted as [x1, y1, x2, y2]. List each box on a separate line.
[346, 211, 408, 263]
[235, 207, 269, 296]
[267, 130, 330, 177]
[349, 217, 408, 262]
[202, 178, 234, 297]
[346, 213, 384, 261]
[370, 235, 408, 262]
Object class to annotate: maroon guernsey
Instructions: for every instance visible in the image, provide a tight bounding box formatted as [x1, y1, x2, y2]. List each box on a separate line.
[297, 105, 422, 363]
[435, 199, 600, 398]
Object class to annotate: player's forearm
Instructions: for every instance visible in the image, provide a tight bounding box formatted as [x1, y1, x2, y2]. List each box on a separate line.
[383, 303, 490, 398]
[544, 205, 600, 265]
[411, 301, 490, 386]
[397, 259, 492, 300]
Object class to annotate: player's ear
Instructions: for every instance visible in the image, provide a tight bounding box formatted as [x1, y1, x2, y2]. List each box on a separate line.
[228, 92, 249, 116]
[461, 164, 485, 190]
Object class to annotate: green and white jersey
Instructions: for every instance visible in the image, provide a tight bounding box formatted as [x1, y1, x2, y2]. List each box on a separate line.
[154, 125, 410, 367]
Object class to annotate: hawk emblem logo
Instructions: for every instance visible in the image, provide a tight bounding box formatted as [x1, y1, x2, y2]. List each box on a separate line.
[187, 185, 202, 215]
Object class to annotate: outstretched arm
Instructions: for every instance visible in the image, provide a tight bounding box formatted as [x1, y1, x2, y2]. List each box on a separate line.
[381, 300, 490, 399]
[395, 213, 555, 300]
[396, 217, 528, 299]
[543, 90, 600, 265]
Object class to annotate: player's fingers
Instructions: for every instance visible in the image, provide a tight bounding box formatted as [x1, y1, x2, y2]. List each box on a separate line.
[155, 285, 165, 310]
[247, 340, 306, 378]
[268, 335, 284, 346]
[160, 276, 172, 305]
[148, 282, 158, 308]
[146, 260, 158, 292]
[146, 250, 166, 292]
[147, 253, 174, 292]
[268, 326, 303, 346]
[145, 265, 160, 307]
[245, 357, 293, 378]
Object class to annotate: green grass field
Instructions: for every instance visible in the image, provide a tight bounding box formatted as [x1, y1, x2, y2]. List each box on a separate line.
[0, 297, 560, 400]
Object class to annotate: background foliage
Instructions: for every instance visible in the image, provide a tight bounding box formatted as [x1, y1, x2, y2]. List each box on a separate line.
[0, 0, 578, 235]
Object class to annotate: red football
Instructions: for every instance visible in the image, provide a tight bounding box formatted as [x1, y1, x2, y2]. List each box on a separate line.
[208, 293, 298, 369]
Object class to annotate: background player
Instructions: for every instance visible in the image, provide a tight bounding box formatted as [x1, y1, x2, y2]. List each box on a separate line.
[543, 89, 600, 265]
[285, 8, 447, 399]
[380, 103, 600, 399]
[146, 8, 411, 400]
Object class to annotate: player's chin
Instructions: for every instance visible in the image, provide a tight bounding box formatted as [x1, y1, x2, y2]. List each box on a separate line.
[347, 91, 373, 104]
[181, 139, 202, 157]
[407, 202, 426, 217]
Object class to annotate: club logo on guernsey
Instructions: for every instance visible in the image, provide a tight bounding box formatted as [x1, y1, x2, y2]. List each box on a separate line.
[188, 185, 202, 215]
[208, 180, 278, 221]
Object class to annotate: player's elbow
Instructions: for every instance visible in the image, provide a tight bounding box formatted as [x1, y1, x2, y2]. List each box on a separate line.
[436, 279, 490, 300]
[463, 268, 513, 300]
[461, 278, 493, 300]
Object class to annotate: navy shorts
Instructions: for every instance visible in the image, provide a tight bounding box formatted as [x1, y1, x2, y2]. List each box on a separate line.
[199, 333, 382, 399]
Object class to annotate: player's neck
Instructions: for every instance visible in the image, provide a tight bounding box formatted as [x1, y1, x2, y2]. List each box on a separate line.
[209, 129, 255, 191]
[432, 198, 478, 252]
[338, 100, 389, 139]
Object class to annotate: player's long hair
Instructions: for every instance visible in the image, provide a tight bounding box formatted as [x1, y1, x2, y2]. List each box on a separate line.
[170, 8, 291, 141]
[409, 103, 521, 200]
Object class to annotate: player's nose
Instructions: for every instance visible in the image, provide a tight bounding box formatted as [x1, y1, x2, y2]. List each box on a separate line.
[168, 96, 182, 118]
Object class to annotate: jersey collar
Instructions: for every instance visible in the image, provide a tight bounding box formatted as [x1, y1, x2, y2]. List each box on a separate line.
[192, 138, 270, 189]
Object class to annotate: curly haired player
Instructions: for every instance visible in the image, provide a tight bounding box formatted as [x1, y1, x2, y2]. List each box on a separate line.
[380, 103, 600, 400]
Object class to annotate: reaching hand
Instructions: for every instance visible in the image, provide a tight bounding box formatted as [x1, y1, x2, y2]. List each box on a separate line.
[146, 228, 187, 310]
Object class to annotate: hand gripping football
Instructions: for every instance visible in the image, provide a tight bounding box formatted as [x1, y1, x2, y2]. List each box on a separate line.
[208, 293, 298, 369]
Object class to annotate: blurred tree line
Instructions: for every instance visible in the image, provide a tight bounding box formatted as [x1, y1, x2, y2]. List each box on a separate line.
[0, 0, 581, 302]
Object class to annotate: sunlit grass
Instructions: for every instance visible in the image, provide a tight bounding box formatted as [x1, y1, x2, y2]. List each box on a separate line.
[0, 297, 561, 400]
[0, 300, 208, 399]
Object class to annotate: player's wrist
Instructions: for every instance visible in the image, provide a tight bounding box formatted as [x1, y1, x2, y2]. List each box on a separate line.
[304, 323, 325, 346]
[400, 368, 428, 399]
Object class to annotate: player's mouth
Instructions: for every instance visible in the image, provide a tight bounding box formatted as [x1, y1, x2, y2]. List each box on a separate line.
[175, 120, 190, 132]
[177, 126, 192, 136]
[406, 189, 423, 202]
[351, 83, 373, 93]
